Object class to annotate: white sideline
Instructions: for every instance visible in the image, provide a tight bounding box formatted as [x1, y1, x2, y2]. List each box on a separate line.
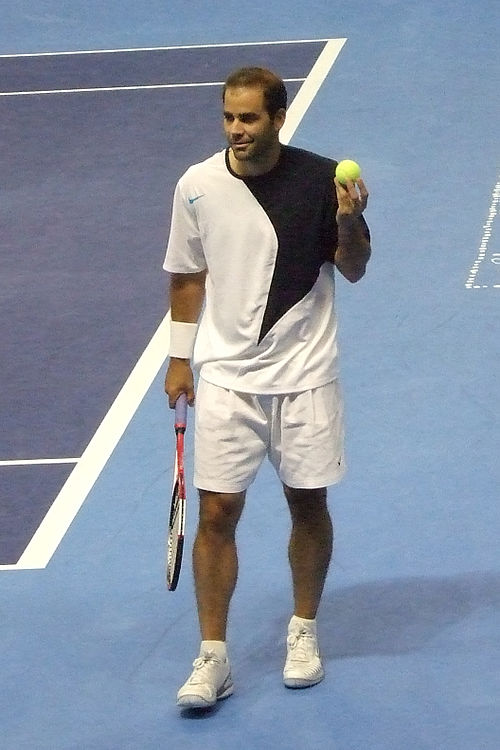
[1, 314, 170, 570]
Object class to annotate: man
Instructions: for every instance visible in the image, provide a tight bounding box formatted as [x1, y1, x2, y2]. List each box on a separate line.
[164, 67, 370, 709]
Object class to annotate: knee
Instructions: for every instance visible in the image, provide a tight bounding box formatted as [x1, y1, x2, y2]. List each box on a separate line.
[283, 485, 328, 522]
[198, 490, 245, 535]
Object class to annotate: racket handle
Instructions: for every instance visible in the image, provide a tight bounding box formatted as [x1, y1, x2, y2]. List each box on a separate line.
[175, 393, 188, 426]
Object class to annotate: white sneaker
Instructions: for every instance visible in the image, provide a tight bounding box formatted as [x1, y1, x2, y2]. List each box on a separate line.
[283, 622, 324, 688]
[177, 651, 234, 708]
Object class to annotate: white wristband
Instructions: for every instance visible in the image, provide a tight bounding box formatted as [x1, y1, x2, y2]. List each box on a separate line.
[169, 321, 198, 359]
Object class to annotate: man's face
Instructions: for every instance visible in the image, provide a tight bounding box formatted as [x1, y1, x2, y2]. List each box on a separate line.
[223, 85, 285, 167]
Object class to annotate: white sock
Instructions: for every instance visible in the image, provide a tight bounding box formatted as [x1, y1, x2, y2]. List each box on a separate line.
[289, 615, 317, 634]
[200, 640, 228, 659]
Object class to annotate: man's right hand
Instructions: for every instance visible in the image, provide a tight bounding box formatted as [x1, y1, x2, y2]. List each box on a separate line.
[164, 358, 195, 407]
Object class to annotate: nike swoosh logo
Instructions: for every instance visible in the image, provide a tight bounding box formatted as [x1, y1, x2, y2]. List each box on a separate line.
[188, 194, 205, 204]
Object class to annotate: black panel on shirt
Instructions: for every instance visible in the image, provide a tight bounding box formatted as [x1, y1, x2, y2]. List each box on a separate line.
[226, 146, 339, 343]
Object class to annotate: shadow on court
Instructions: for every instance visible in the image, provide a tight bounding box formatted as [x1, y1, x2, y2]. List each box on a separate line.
[323, 571, 500, 659]
[243, 571, 500, 666]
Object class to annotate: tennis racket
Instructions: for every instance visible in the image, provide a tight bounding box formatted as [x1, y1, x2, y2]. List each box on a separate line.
[166, 393, 188, 591]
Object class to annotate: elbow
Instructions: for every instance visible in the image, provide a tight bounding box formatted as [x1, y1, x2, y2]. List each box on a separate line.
[344, 266, 366, 284]
[344, 267, 366, 283]
[334, 243, 371, 283]
[337, 256, 370, 283]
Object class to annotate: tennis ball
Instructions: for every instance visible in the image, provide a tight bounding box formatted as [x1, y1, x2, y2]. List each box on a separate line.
[335, 159, 361, 185]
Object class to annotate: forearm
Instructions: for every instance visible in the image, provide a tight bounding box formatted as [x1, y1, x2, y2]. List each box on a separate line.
[334, 218, 371, 283]
[165, 271, 206, 406]
[170, 270, 207, 322]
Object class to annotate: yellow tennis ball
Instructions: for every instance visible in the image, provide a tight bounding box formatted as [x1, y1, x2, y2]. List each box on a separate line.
[335, 159, 361, 184]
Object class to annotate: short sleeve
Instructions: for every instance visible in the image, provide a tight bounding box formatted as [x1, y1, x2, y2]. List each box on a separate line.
[163, 179, 207, 273]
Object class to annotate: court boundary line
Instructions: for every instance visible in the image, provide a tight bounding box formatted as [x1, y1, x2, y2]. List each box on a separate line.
[279, 39, 346, 143]
[465, 174, 500, 289]
[0, 77, 305, 98]
[2, 314, 171, 571]
[0, 458, 79, 467]
[0, 37, 346, 571]
[0, 38, 334, 58]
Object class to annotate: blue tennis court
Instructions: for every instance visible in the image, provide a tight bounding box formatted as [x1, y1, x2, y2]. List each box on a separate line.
[1, 1, 499, 748]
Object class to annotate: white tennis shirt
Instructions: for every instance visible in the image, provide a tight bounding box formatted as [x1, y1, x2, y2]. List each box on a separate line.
[164, 146, 362, 394]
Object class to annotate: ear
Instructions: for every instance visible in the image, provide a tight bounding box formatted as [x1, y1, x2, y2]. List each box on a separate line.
[273, 108, 287, 132]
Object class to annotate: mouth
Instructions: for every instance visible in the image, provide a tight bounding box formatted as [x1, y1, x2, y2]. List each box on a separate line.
[232, 141, 252, 150]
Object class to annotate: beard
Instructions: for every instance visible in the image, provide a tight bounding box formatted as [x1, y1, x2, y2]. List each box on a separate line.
[229, 131, 277, 162]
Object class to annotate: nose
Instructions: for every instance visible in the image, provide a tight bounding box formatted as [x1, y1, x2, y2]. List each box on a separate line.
[228, 118, 244, 137]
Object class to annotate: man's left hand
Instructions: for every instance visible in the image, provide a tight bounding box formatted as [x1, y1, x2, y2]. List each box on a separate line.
[334, 177, 369, 225]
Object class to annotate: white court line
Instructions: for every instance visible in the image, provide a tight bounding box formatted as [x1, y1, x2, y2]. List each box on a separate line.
[279, 38, 346, 143]
[465, 174, 500, 289]
[3, 314, 171, 571]
[0, 78, 305, 98]
[0, 38, 331, 58]
[0, 38, 346, 571]
[0, 458, 79, 467]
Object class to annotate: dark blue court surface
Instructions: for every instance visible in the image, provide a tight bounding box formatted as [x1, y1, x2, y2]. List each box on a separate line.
[0, 42, 323, 93]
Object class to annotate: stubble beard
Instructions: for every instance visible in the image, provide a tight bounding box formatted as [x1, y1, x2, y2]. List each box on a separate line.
[230, 136, 277, 164]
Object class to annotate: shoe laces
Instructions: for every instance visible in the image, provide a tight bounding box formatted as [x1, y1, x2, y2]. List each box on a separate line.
[189, 651, 222, 680]
[287, 627, 317, 661]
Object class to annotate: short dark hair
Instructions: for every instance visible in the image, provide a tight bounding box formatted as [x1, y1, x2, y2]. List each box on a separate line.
[222, 67, 287, 118]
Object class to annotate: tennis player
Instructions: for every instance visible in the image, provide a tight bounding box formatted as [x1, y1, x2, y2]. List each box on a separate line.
[164, 66, 371, 708]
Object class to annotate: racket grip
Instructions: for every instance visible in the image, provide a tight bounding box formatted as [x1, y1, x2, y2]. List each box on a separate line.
[175, 393, 188, 426]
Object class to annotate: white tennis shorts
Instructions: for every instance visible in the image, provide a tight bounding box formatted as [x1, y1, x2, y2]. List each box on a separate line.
[194, 377, 346, 493]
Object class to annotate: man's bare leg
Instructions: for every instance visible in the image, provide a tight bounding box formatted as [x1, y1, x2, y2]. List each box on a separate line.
[193, 489, 246, 640]
[282, 485, 332, 688]
[284, 485, 333, 619]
